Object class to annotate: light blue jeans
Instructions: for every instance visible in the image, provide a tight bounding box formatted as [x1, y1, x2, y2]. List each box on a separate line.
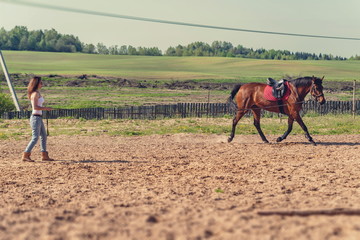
[24, 115, 47, 152]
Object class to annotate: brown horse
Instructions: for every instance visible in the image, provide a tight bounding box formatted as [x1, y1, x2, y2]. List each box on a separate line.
[227, 76, 325, 145]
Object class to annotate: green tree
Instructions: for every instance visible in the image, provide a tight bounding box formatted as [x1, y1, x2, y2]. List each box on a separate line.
[349, 55, 360, 60]
[8, 26, 29, 50]
[0, 27, 10, 49]
[27, 30, 44, 51]
[44, 28, 59, 51]
[175, 45, 184, 56]
[137, 47, 145, 55]
[165, 46, 176, 56]
[82, 43, 96, 54]
[0, 93, 15, 115]
[211, 41, 223, 56]
[96, 43, 109, 54]
[109, 45, 119, 55]
[127, 45, 137, 55]
[149, 47, 162, 56]
[119, 45, 128, 55]
[54, 34, 81, 52]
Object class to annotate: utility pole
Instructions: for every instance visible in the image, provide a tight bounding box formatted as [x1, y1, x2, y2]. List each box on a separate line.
[0, 50, 21, 111]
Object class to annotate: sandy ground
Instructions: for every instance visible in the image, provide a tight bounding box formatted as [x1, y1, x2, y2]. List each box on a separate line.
[0, 133, 360, 240]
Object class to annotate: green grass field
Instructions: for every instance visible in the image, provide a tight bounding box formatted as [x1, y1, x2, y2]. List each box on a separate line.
[1, 51, 359, 109]
[3, 51, 360, 82]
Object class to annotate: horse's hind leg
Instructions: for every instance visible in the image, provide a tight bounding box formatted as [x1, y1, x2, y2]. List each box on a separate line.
[252, 109, 269, 143]
[276, 117, 294, 142]
[228, 110, 247, 142]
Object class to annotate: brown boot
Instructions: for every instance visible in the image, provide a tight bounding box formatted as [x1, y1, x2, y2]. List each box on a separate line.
[22, 152, 34, 162]
[42, 151, 54, 161]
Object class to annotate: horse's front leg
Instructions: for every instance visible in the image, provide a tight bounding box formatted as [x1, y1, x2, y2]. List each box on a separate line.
[252, 109, 269, 143]
[276, 117, 294, 142]
[295, 115, 316, 145]
[228, 110, 247, 142]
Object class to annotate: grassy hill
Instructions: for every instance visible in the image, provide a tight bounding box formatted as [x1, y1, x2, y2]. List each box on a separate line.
[2, 51, 360, 83]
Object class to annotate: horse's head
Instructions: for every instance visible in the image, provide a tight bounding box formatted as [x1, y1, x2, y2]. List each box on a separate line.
[311, 76, 326, 105]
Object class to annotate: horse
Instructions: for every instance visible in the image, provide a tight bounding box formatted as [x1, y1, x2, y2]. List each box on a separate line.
[227, 76, 325, 145]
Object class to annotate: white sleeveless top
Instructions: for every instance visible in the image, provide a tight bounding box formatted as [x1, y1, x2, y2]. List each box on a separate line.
[32, 96, 44, 115]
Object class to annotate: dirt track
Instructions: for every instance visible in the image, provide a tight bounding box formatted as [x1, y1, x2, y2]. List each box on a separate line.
[1, 134, 360, 240]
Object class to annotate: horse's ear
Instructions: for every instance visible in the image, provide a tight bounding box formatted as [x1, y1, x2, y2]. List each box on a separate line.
[312, 75, 315, 82]
[321, 76, 325, 80]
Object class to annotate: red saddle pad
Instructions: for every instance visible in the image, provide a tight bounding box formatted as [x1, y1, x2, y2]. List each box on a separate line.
[263, 81, 291, 101]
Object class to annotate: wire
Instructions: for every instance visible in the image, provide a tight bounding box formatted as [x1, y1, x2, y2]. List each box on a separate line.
[2, 0, 360, 41]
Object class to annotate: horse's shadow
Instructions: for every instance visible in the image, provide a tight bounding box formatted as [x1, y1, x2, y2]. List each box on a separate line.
[316, 142, 360, 146]
[75, 160, 132, 163]
[272, 141, 359, 146]
[41, 160, 147, 163]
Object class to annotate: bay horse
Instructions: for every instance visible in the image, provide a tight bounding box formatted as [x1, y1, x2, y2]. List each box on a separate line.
[227, 76, 325, 145]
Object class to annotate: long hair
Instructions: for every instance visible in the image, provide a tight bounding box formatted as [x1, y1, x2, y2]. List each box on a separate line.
[27, 76, 42, 99]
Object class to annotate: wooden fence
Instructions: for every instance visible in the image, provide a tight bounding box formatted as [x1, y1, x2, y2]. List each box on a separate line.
[1, 100, 359, 120]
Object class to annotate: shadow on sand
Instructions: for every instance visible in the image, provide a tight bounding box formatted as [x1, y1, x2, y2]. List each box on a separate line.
[39, 159, 148, 164]
[316, 142, 360, 146]
[268, 141, 360, 146]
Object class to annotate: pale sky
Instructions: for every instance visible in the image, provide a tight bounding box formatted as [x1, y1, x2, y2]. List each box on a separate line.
[0, 0, 359, 58]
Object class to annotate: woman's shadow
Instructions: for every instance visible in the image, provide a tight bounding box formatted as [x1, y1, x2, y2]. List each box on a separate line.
[41, 159, 147, 163]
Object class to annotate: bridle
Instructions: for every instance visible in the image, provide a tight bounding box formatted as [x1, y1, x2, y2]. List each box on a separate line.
[310, 82, 324, 101]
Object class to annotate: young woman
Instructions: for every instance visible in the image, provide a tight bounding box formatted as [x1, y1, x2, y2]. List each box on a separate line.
[21, 76, 54, 162]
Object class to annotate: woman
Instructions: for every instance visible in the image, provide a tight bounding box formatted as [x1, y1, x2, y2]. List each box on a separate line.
[21, 76, 54, 162]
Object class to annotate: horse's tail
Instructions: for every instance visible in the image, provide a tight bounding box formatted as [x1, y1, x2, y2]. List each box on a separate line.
[227, 84, 241, 110]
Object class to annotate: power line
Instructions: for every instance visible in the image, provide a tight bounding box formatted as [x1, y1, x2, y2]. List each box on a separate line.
[2, 0, 360, 41]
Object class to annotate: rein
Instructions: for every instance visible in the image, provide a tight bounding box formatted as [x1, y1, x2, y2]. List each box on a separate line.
[46, 111, 49, 136]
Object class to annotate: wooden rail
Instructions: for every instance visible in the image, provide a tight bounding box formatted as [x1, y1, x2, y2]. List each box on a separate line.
[2, 100, 359, 120]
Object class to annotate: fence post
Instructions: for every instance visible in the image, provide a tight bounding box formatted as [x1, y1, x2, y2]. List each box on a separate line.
[353, 80, 356, 119]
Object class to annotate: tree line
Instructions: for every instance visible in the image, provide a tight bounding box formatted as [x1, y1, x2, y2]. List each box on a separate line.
[165, 41, 350, 60]
[0, 26, 162, 56]
[0, 26, 355, 60]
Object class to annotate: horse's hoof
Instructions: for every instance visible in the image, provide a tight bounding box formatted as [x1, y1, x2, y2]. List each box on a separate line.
[276, 137, 283, 142]
[307, 137, 317, 146]
[227, 138, 233, 143]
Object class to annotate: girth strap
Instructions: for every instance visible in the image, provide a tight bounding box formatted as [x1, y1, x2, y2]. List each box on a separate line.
[277, 100, 285, 114]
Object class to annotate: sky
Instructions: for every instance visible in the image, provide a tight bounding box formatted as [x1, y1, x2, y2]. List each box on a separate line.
[0, 0, 359, 58]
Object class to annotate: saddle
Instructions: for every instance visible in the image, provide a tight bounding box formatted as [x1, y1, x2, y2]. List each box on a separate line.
[264, 78, 290, 114]
[267, 78, 287, 99]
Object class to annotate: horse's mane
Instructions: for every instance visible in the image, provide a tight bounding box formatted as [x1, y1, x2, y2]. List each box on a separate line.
[289, 76, 322, 88]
